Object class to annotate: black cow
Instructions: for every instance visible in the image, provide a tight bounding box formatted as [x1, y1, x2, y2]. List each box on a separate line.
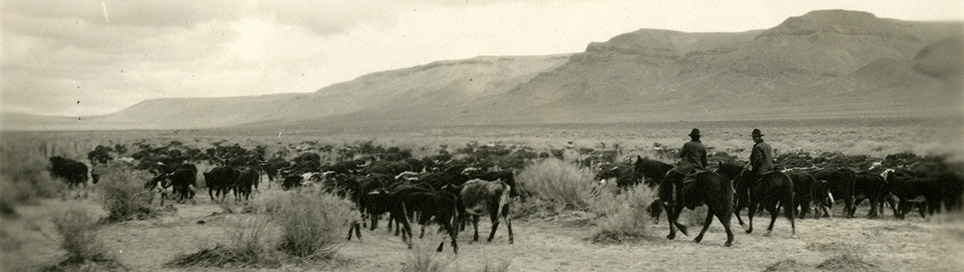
[459, 179, 513, 244]
[261, 157, 290, 188]
[234, 168, 258, 202]
[49, 156, 90, 188]
[851, 171, 891, 218]
[396, 188, 460, 252]
[204, 166, 238, 202]
[811, 168, 856, 218]
[785, 171, 816, 219]
[166, 163, 198, 203]
[883, 169, 942, 218]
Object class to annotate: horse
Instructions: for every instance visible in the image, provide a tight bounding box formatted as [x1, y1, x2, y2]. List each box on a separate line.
[656, 170, 735, 247]
[717, 162, 795, 238]
[631, 156, 675, 221]
[633, 155, 674, 188]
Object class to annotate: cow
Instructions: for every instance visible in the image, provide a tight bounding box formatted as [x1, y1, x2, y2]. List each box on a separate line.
[48, 156, 91, 188]
[785, 171, 817, 219]
[882, 169, 942, 218]
[261, 157, 290, 189]
[167, 163, 198, 203]
[396, 188, 460, 252]
[851, 171, 891, 218]
[234, 168, 259, 202]
[459, 179, 514, 244]
[811, 168, 856, 218]
[203, 166, 238, 202]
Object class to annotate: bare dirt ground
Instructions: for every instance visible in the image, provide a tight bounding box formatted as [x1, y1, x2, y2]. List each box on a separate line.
[3, 187, 964, 272]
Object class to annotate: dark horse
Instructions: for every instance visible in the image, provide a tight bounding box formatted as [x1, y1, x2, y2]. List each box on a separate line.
[632, 156, 675, 221]
[656, 170, 735, 247]
[633, 156, 675, 188]
[717, 162, 795, 238]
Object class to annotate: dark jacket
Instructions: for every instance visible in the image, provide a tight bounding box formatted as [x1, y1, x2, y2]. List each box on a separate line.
[750, 140, 774, 174]
[675, 140, 707, 174]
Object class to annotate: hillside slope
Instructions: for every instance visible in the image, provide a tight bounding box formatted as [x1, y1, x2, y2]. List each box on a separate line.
[4, 10, 962, 130]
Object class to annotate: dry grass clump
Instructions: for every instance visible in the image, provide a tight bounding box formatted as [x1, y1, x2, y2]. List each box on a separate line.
[516, 158, 598, 213]
[0, 141, 65, 216]
[763, 259, 818, 272]
[45, 207, 124, 271]
[167, 218, 282, 268]
[98, 162, 156, 222]
[261, 190, 357, 260]
[815, 254, 880, 272]
[589, 185, 656, 244]
[401, 238, 455, 272]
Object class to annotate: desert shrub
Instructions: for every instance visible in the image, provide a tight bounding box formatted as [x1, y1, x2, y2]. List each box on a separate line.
[168, 218, 281, 268]
[516, 158, 598, 213]
[261, 190, 357, 259]
[51, 207, 108, 264]
[98, 161, 156, 222]
[682, 206, 708, 227]
[482, 258, 512, 272]
[0, 140, 65, 209]
[401, 238, 455, 272]
[589, 185, 656, 243]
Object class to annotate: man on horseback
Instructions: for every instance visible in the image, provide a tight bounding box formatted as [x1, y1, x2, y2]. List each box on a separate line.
[676, 128, 708, 175]
[747, 128, 774, 181]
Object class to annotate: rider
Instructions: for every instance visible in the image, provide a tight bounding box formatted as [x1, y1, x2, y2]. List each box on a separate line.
[747, 128, 774, 182]
[676, 128, 708, 176]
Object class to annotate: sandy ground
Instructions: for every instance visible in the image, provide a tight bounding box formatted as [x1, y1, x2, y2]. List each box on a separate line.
[3, 187, 964, 272]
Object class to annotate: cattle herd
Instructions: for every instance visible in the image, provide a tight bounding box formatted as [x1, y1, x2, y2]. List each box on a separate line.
[44, 140, 964, 251]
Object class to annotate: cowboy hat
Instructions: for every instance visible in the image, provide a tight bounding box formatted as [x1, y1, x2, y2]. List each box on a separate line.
[689, 128, 701, 137]
[751, 128, 764, 137]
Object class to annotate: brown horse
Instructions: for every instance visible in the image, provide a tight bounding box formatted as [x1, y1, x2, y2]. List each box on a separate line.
[717, 162, 795, 238]
[657, 170, 735, 247]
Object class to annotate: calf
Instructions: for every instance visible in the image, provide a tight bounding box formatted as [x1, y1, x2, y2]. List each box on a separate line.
[459, 179, 514, 244]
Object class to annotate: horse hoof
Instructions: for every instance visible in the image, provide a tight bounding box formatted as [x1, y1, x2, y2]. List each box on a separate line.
[693, 237, 703, 243]
[745, 229, 752, 234]
[667, 234, 676, 240]
[724, 241, 733, 247]
[764, 232, 772, 237]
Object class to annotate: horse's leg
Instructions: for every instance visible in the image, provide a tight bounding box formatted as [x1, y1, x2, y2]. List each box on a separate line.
[784, 198, 796, 238]
[746, 201, 756, 234]
[765, 201, 778, 237]
[718, 209, 735, 247]
[664, 203, 677, 240]
[673, 204, 689, 236]
[694, 206, 715, 244]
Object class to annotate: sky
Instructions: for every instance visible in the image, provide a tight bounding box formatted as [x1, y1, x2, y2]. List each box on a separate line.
[2, 0, 963, 117]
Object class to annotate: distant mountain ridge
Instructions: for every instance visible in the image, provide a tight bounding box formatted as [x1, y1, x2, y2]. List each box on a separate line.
[4, 10, 962, 130]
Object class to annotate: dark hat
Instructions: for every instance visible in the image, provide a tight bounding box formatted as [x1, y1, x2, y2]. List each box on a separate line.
[751, 129, 764, 137]
[689, 128, 701, 137]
